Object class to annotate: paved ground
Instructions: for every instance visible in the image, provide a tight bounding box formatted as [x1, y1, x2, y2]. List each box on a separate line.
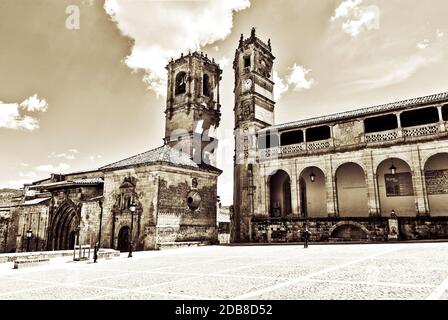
[1, 242, 448, 300]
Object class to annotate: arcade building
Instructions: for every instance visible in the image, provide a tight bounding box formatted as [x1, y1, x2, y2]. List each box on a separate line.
[232, 28, 448, 243]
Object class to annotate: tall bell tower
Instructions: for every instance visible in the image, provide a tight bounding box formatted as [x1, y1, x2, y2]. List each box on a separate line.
[233, 28, 275, 242]
[165, 52, 222, 166]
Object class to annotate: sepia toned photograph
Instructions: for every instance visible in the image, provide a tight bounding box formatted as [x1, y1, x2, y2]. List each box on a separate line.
[1, 0, 448, 309]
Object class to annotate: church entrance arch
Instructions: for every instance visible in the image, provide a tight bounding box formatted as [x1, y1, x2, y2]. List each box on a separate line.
[49, 201, 79, 251]
[117, 226, 130, 252]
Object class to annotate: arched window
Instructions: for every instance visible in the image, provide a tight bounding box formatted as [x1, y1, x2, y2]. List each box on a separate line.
[203, 74, 210, 97]
[175, 72, 187, 95]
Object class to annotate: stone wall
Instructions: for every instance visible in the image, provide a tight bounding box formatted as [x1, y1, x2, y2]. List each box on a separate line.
[250, 217, 448, 243]
[156, 168, 218, 244]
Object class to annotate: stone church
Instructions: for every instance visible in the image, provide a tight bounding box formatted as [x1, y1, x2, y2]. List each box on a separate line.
[233, 28, 448, 243]
[1, 52, 222, 253]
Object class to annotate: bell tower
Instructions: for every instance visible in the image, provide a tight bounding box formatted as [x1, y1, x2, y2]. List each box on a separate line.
[165, 52, 222, 166]
[233, 28, 275, 242]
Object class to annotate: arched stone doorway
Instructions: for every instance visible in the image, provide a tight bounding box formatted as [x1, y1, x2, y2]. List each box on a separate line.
[336, 163, 368, 217]
[49, 201, 79, 251]
[269, 170, 292, 217]
[376, 158, 415, 216]
[330, 222, 369, 241]
[424, 153, 448, 216]
[117, 226, 130, 252]
[299, 167, 326, 217]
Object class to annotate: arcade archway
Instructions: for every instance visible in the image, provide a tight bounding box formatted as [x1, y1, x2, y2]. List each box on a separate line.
[269, 170, 292, 218]
[336, 163, 368, 217]
[424, 153, 448, 216]
[299, 167, 326, 217]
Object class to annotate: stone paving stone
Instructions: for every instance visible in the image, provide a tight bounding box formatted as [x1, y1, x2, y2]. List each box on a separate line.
[218, 263, 324, 279]
[1, 285, 117, 300]
[313, 260, 448, 285]
[95, 291, 187, 300]
[82, 272, 191, 289]
[160, 262, 250, 275]
[144, 275, 282, 299]
[442, 290, 448, 300]
[4, 267, 130, 284]
[0, 277, 54, 295]
[253, 280, 434, 300]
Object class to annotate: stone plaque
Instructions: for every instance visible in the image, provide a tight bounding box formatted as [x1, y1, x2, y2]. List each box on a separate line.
[425, 169, 448, 195]
[385, 173, 414, 197]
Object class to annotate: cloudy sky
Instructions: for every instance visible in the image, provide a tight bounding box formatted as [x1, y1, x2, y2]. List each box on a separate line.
[1, 0, 447, 205]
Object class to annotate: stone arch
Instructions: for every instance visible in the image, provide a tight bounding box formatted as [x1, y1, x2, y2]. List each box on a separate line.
[117, 226, 130, 252]
[49, 200, 80, 250]
[376, 157, 416, 216]
[299, 166, 327, 217]
[268, 170, 292, 218]
[335, 162, 369, 217]
[424, 152, 448, 216]
[329, 221, 370, 241]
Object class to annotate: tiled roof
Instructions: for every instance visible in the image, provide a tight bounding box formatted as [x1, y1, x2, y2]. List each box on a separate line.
[29, 178, 104, 190]
[100, 145, 221, 173]
[261, 91, 448, 132]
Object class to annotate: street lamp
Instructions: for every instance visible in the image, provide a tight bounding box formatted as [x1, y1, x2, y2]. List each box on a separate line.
[26, 228, 32, 252]
[310, 172, 316, 183]
[128, 201, 137, 258]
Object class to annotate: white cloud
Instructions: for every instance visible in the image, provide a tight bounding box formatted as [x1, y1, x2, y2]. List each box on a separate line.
[218, 56, 230, 69]
[104, 0, 250, 97]
[331, 0, 363, 20]
[19, 94, 48, 112]
[273, 71, 289, 101]
[89, 155, 102, 161]
[437, 30, 444, 38]
[35, 163, 70, 172]
[0, 94, 48, 131]
[417, 39, 430, 49]
[331, 0, 380, 37]
[287, 64, 316, 91]
[50, 149, 79, 160]
[19, 171, 37, 178]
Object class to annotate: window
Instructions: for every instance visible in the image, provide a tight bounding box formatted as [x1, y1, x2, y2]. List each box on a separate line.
[202, 74, 210, 97]
[244, 56, 251, 68]
[258, 132, 279, 149]
[306, 126, 331, 142]
[442, 104, 448, 121]
[175, 72, 187, 95]
[400, 107, 439, 128]
[280, 130, 304, 146]
[364, 114, 398, 133]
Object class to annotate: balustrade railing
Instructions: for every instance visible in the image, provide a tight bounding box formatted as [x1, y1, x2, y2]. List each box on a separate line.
[403, 123, 439, 138]
[365, 129, 399, 143]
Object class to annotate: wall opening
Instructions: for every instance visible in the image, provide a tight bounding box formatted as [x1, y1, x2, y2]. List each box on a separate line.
[175, 72, 187, 95]
[117, 226, 130, 252]
[376, 158, 415, 216]
[280, 130, 304, 146]
[269, 170, 292, 218]
[299, 167, 327, 217]
[400, 107, 439, 127]
[306, 126, 331, 142]
[244, 56, 251, 68]
[336, 163, 369, 217]
[202, 74, 210, 97]
[364, 114, 398, 133]
[424, 153, 448, 216]
[442, 104, 448, 121]
[331, 224, 368, 241]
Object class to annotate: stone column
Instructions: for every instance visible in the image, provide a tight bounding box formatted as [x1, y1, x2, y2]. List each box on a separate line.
[366, 152, 381, 216]
[325, 156, 338, 217]
[437, 106, 446, 132]
[396, 112, 403, 138]
[410, 147, 430, 216]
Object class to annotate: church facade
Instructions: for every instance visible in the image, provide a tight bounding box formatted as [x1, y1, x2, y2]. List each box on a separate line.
[232, 28, 448, 243]
[1, 52, 222, 253]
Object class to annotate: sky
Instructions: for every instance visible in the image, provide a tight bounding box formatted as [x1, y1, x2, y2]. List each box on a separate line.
[1, 0, 448, 205]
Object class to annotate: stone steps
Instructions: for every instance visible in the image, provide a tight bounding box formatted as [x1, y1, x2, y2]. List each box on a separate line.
[156, 241, 205, 250]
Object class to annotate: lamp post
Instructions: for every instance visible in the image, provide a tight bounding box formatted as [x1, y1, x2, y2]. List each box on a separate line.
[128, 201, 137, 258]
[26, 228, 32, 252]
[94, 200, 104, 263]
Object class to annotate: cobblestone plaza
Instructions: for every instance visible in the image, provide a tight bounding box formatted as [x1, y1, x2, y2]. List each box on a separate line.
[1, 243, 447, 300]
